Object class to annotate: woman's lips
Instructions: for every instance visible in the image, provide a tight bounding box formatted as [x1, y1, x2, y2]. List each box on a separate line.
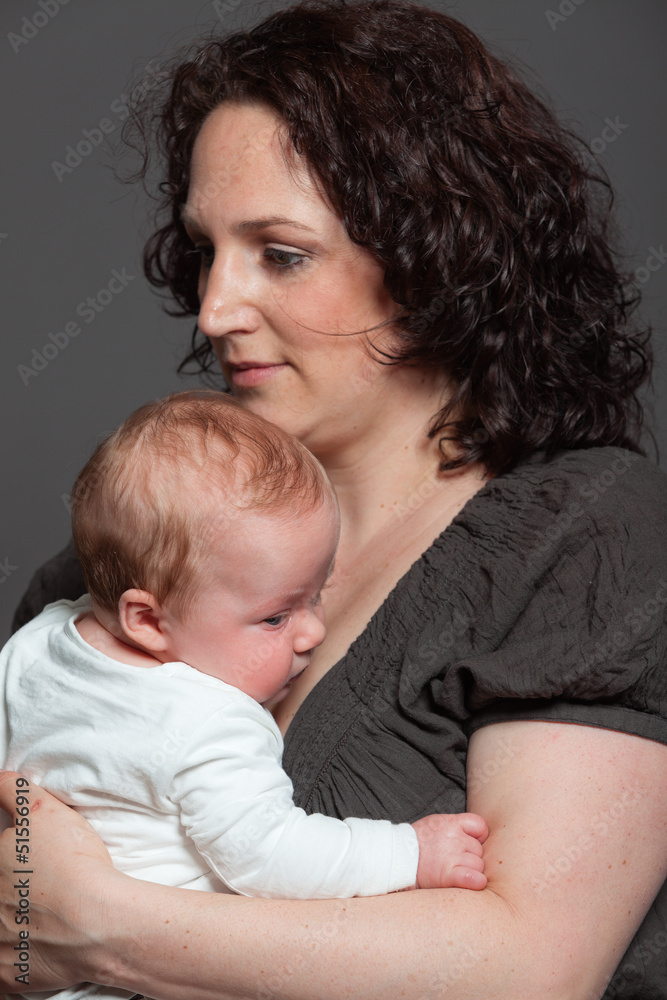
[228, 363, 287, 388]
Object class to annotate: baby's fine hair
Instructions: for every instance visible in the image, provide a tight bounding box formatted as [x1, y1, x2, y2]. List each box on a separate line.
[71, 389, 333, 615]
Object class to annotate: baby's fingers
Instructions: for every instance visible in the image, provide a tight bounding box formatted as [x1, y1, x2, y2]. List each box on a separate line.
[458, 812, 489, 843]
[460, 850, 485, 873]
[449, 865, 488, 891]
[462, 834, 484, 858]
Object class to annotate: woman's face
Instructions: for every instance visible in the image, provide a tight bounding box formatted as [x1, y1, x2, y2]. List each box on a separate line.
[182, 101, 406, 458]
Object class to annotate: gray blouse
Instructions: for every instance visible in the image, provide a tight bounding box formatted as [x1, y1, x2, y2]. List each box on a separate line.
[282, 446, 667, 999]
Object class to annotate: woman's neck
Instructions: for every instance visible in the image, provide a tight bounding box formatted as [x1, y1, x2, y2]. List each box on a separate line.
[273, 430, 489, 735]
[311, 367, 484, 548]
[272, 375, 491, 736]
[326, 439, 488, 581]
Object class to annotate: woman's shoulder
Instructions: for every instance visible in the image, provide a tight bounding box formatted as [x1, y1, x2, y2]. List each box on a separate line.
[11, 539, 86, 635]
[408, 446, 667, 744]
[448, 445, 666, 563]
[510, 445, 665, 506]
[399, 447, 667, 630]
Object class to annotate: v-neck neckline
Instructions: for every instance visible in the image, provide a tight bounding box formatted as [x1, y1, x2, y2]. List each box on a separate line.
[282, 459, 512, 759]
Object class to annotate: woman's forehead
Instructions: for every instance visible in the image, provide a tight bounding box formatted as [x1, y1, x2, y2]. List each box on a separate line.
[184, 102, 337, 231]
[195, 102, 283, 162]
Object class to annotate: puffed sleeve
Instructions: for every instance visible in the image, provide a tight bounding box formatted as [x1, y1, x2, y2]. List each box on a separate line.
[407, 447, 667, 743]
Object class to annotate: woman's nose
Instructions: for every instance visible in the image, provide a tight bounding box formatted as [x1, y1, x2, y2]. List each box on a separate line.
[196, 254, 261, 339]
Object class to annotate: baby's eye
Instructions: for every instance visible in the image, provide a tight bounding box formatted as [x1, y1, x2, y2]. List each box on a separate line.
[263, 613, 288, 628]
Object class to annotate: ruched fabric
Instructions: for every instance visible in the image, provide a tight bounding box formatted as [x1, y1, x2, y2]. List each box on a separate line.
[283, 447, 667, 999]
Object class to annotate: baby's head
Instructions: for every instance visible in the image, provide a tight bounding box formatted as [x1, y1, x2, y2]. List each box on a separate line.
[71, 390, 339, 702]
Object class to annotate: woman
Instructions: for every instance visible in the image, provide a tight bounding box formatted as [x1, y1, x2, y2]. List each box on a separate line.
[2, 1, 666, 997]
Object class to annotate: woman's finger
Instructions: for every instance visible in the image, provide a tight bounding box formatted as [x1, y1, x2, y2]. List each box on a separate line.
[0, 772, 116, 992]
[0, 771, 24, 816]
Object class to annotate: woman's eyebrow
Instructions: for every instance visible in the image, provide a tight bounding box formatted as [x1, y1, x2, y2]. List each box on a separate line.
[179, 207, 317, 235]
[236, 217, 317, 234]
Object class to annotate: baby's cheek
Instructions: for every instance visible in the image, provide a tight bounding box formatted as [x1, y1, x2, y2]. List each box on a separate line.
[260, 683, 290, 710]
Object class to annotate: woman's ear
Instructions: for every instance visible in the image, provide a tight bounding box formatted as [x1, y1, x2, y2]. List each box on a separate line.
[118, 589, 169, 653]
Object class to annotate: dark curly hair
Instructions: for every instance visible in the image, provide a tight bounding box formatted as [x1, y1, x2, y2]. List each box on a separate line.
[125, 0, 653, 474]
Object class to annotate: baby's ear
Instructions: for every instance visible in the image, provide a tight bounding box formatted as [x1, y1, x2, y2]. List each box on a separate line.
[118, 589, 168, 652]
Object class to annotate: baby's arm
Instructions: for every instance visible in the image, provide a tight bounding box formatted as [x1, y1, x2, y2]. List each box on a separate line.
[169, 698, 486, 899]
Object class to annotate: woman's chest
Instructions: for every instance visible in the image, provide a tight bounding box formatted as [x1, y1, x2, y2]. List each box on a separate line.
[272, 523, 444, 734]
[274, 471, 490, 733]
[278, 591, 470, 823]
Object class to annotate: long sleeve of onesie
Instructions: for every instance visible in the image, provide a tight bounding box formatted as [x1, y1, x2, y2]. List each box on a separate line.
[169, 697, 419, 899]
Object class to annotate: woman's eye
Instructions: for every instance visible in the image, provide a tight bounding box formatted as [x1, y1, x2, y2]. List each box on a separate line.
[187, 245, 214, 269]
[185, 245, 305, 272]
[263, 247, 306, 270]
[263, 614, 287, 627]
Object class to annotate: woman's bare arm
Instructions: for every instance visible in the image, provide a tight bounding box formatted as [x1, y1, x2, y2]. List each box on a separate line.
[1, 721, 665, 1000]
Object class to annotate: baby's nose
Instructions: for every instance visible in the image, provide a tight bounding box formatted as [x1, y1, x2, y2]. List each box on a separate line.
[293, 612, 327, 653]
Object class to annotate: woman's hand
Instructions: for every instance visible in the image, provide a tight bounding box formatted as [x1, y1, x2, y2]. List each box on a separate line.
[0, 771, 119, 993]
[0, 722, 665, 1000]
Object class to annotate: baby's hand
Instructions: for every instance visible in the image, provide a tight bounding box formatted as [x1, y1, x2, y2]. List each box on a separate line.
[411, 812, 488, 890]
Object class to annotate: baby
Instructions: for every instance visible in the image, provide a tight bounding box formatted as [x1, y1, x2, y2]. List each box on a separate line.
[1, 391, 487, 974]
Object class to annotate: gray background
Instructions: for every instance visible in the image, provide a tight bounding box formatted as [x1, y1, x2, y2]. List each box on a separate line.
[1, 0, 665, 641]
